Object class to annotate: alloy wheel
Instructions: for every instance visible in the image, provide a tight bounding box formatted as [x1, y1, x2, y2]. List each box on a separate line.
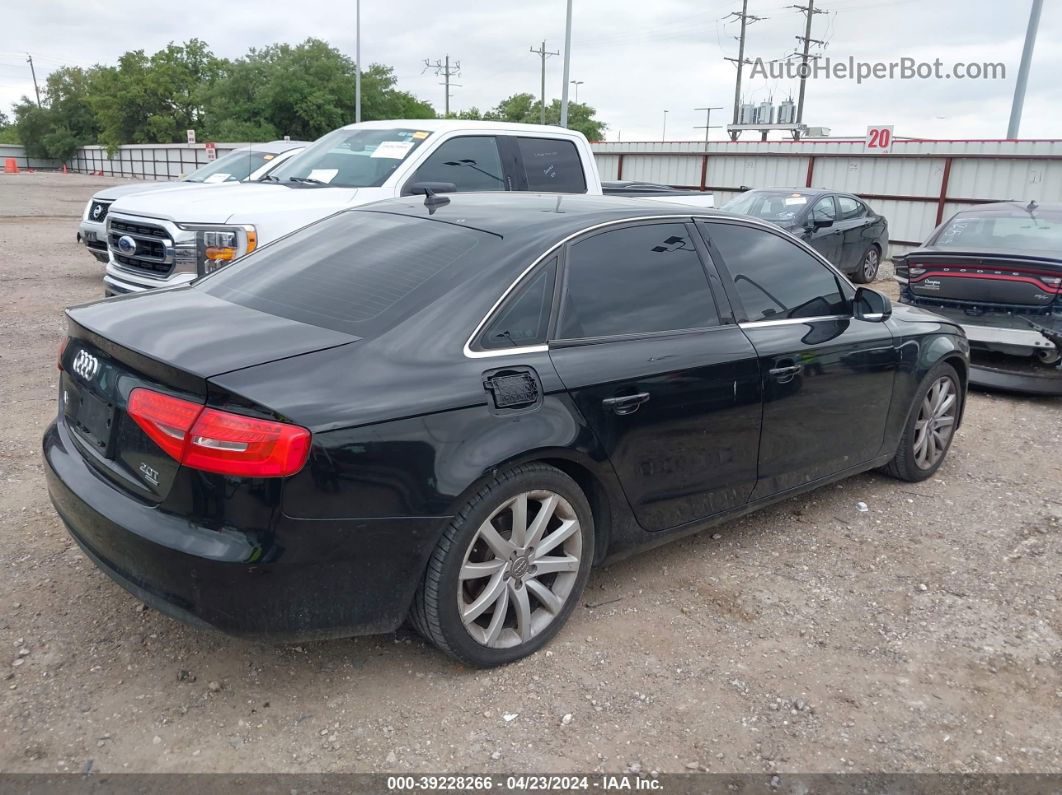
[863, 248, 880, 280]
[458, 490, 582, 649]
[913, 375, 957, 470]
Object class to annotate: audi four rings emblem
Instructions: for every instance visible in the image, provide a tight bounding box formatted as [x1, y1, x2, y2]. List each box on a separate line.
[72, 350, 100, 381]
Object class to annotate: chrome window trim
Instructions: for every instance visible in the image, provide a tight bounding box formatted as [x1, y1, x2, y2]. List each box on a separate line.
[738, 314, 850, 329]
[463, 213, 732, 360]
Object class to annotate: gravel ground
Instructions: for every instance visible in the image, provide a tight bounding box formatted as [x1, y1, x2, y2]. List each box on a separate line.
[0, 172, 1059, 775]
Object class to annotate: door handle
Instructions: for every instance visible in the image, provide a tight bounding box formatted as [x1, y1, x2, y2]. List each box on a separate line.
[602, 392, 650, 416]
[768, 363, 803, 383]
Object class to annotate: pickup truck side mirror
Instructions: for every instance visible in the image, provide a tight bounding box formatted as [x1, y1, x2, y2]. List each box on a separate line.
[853, 287, 891, 322]
[407, 181, 458, 197]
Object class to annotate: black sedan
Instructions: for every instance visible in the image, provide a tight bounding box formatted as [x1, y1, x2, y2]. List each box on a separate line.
[45, 193, 968, 667]
[895, 201, 1062, 395]
[721, 188, 890, 283]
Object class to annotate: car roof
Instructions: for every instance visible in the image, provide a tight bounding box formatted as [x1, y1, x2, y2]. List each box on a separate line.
[356, 192, 739, 242]
[955, 201, 1062, 216]
[739, 187, 836, 197]
[252, 140, 311, 153]
[332, 119, 587, 137]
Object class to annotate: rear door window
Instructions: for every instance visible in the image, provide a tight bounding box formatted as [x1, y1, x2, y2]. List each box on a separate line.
[557, 223, 718, 340]
[408, 136, 507, 192]
[517, 137, 587, 193]
[837, 196, 866, 220]
[477, 260, 557, 350]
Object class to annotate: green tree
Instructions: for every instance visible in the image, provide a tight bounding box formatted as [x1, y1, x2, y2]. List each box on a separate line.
[466, 92, 606, 140]
[0, 109, 17, 144]
[202, 41, 434, 141]
[89, 39, 224, 150]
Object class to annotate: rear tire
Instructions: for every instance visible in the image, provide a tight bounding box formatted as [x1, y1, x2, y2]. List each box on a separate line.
[851, 245, 881, 284]
[881, 362, 961, 482]
[411, 463, 594, 668]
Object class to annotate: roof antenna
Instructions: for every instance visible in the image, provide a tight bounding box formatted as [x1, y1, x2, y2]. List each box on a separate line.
[422, 184, 450, 213]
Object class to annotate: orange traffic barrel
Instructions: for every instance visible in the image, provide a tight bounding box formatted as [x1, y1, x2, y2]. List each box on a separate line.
[4, 158, 18, 174]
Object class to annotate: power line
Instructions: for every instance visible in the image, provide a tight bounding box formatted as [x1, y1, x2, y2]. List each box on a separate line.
[694, 106, 724, 145]
[529, 41, 559, 125]
[423, 56, 461, 116]
[790, 0, 829, 123]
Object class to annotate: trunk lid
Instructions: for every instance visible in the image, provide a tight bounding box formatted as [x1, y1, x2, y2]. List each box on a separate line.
[903, 248, 1062, 308]
[62, 288, 359, 501]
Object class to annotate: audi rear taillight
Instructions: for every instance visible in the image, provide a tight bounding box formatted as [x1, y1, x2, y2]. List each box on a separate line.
[127, 388, 310, 478]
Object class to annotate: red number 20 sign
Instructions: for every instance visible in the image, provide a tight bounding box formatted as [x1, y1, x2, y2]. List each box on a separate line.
[865, 126, 894, 154]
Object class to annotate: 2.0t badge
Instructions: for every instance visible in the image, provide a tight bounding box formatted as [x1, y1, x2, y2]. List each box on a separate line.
[72, 350, 100, 381]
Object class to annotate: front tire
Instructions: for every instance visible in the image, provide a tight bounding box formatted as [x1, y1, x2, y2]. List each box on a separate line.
[410, 464, 594, 668]
[881, 362, 961, 482]
[851, 245, 881, 284]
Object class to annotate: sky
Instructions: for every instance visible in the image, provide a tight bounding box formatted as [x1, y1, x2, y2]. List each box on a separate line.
[1, 0, 1059, 142]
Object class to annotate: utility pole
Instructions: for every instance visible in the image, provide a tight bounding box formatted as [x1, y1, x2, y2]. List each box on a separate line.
[662, 109, 669, 142]
[570, 80, 584, 103]
[26, 54, 41, 108]
[530, 41, 559, 124]
[355, 0, 361, 123]
[423, 56, 461, 116]
[791, 0, 828, 123]
[560, 0, 574, 128]
[694, 106, 724, 145]
[1008, 0, 1043, 138]
[723, 1, 765, 133]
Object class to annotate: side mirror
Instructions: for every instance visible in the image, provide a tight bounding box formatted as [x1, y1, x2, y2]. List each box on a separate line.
[811, 218, 834, 230]
[854, 287, 891, 322]
[407, 181, 457, 196]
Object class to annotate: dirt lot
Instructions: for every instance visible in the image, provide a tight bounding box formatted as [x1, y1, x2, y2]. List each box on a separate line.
[0, 172, 1059, 776]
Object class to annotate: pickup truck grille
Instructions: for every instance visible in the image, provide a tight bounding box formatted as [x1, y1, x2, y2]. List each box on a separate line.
[108, 220, 174, 278]
[88, 200, 111, 223]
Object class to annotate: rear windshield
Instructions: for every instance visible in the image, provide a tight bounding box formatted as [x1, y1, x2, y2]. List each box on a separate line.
[721, 191, 810, 223]
[199, 212, 488, 336]
[185, 149, 271, 183]
[935, 209, 1062, 253]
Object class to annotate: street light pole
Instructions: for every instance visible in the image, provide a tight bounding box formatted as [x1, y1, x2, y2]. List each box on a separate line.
[662, 110, 669, 142]
[355, 0, 362, 123]
[1008, 0, 1043, 138]
[570, 80, 584, 104]
[560, 0, 573, 128]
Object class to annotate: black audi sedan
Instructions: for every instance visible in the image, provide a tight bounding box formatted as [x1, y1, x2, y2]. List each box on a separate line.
[45, 193, 968, 667]
[721, 188, 890, 283]
[895, 201, 1062, 395]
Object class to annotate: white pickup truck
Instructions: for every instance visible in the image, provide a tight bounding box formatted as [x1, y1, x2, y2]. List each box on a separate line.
[79, 141, 306, 264]
[103, 120, 714, 295]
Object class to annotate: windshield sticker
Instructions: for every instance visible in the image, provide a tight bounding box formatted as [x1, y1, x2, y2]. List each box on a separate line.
[371, 141, 416, 160]
[262, 153, 275, 160]
[203, 173, 230, 183]
[308, 168, 339, 183]
[784, 196, 808, 205]
[412, 131, 430, 140]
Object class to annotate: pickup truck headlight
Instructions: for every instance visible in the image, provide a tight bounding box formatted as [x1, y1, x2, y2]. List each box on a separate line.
[175, 224, 258, 276]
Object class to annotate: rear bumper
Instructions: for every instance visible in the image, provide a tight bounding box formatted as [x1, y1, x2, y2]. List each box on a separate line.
[969, 362, 1062, 396]
[43, 418, 446, 640]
